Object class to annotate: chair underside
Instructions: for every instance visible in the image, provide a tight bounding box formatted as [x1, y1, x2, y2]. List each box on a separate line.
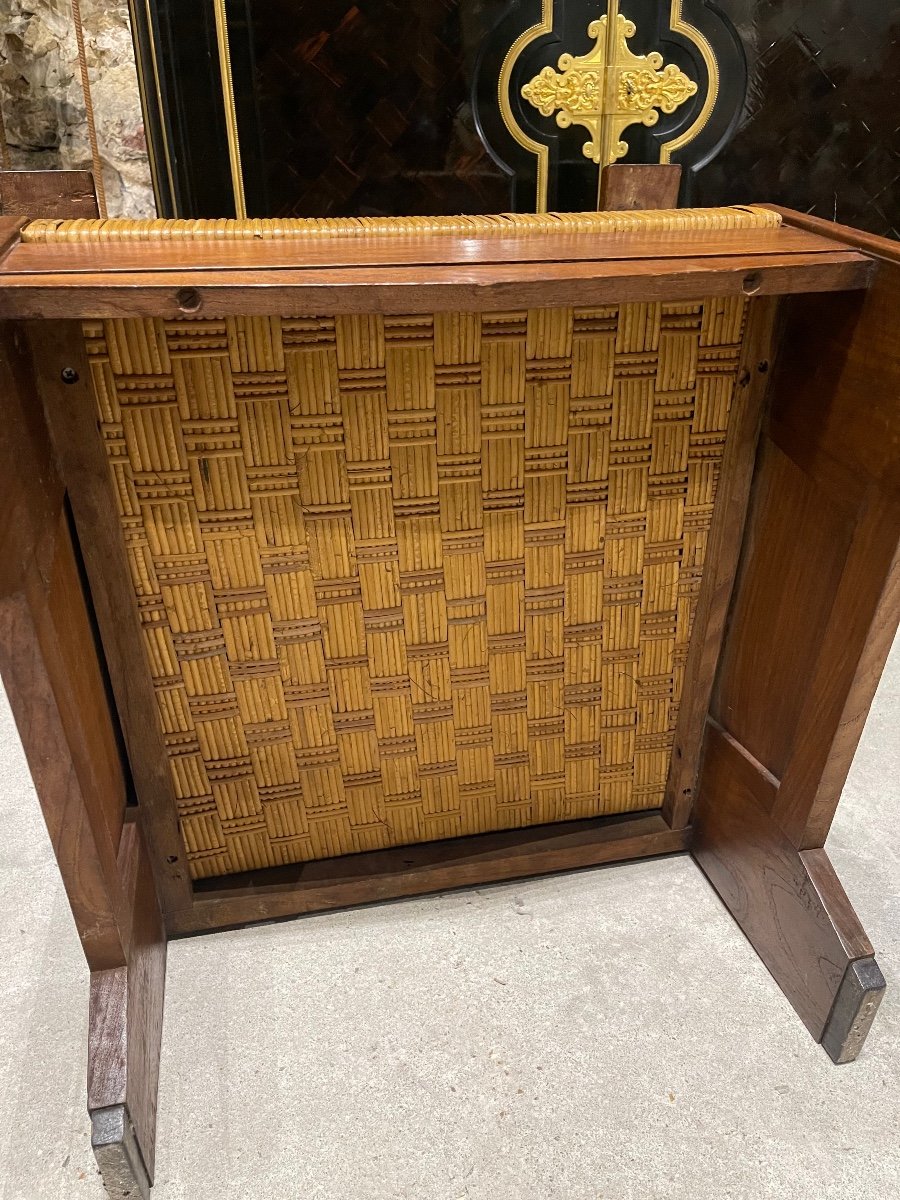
[2, 193, 897, 1200]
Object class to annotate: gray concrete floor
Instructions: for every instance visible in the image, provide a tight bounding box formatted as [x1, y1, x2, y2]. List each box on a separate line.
[1, 639, 898, 1200]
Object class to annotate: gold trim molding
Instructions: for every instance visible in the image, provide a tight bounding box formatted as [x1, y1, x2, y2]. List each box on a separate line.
[212, 0, 247, 218]
[498, 0, 554, 212]
[661, 0, 719, 162]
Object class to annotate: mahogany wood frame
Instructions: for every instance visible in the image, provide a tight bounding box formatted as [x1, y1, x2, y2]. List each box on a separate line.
[1, 176, 898, 1196]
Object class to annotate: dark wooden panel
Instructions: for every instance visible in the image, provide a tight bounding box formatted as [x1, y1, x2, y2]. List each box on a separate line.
[0, 216, 26, 259]
[173, 812, 688, 934]
[235, 0, 510, 217]
[0, 590, 125, 970]
[800, 848, 874, 964]
[0, 252, 872, 321]
[118, 818, 165, 1181]
[147, 0, 511, 218]
[138, 0, 745, 217]
[769, 280, 900, 504]
[765, 260, 900, 845]
[126, 2, 900, 226]
[769, 206, 900, 264]
[663, 295, 778, 827]
[28, 322, 193, 920]
[0, 318, 64, 590]
[142, 0, 233, 217]
[693, 723, 871, 1040]
[41, 509, 129, 868]
[0, 170, 98, 220]
[711, 237, 900, 849]
[691, 218, 898, 1055]
[89, 970, 128, 1114]
[0, 183, 166, 1191]
[599, 165, 683, 212]
[772, 493, 900, 847]
[0, 322, 129, 970]
[712, 438, 856, 781]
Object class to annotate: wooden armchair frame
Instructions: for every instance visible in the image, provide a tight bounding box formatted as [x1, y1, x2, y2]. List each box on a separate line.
[0, 178, 897, 1198]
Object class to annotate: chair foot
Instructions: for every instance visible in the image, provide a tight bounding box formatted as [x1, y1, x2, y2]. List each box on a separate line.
[87, 823, 166, 1192]
[92, 1105, 151, 1200]
[822, 957, 887, 1064]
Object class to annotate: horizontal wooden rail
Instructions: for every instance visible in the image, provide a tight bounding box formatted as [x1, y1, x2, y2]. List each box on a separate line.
[172, 812, 689, 935]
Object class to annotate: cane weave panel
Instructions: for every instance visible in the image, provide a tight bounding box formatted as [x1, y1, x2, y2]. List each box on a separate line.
[85, 298, 750, 878]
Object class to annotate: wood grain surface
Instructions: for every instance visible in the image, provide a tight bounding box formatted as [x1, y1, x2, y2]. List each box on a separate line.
[29, 321, 193, 918]
[0, 253, 872, 321]
[599, 165, 683, 212]
[88, 820, 166, 1180]
[691, 212, 898, 1054]
[0, 322, 129, 969]
[0, 216, 26, 259]
[0, 166, 167, 1190]
[173, 811, 688, 934]
[663, 296, 780, 827]
[0, 170, 98, 220]
[0, 226, 844, 272]
[710, 253, 900, 849]
[693, 723, 872, 1039]
[769, 205, 900, 265]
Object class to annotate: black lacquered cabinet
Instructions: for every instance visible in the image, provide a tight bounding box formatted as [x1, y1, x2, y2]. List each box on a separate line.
[132, 0, 899, 235]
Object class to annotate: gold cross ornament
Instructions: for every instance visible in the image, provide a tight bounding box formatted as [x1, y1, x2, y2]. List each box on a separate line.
[521, 4, 698, 167]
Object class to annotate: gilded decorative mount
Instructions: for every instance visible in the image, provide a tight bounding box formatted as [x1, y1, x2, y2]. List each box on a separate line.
[521, 13, 699, 167]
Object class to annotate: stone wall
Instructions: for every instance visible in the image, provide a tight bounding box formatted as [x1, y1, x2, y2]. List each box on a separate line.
[0, 0, 154, 216]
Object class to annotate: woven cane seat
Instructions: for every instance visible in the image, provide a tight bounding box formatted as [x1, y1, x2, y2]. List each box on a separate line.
[27, 208, 777, 878]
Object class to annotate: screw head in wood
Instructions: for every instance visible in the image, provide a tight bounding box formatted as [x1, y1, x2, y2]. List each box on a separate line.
[175, 287, 202, 314]
[61, 367, 80, 384]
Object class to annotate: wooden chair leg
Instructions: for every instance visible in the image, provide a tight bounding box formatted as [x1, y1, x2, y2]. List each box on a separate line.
[2, 317, 168, 1191]
[2, 177, 171, 1189]
[88, 823, 166, 1195]
[692, 724, 885, 1062]
[688, 246, 900, 1062]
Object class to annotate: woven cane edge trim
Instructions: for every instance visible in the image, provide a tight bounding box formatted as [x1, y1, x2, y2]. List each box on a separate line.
[23, 206, 781, 244]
